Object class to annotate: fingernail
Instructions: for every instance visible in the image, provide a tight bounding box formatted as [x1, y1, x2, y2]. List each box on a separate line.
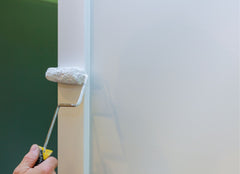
[30, 144, 39, 153]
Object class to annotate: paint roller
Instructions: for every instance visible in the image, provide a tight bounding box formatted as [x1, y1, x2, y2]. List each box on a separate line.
[35, 67, 88, 166]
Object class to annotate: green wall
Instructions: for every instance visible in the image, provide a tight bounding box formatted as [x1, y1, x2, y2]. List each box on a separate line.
[0, 0, 57, 173]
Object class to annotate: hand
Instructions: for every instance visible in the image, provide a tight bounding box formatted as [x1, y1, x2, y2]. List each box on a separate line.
[13, 144, 58, 174]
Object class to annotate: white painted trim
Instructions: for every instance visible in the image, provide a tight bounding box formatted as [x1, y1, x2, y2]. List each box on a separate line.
[58, 0, 90, 173]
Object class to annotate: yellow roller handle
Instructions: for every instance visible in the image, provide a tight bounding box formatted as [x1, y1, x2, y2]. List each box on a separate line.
[38, 146, 53, 160]
[34, 146, 53, 166]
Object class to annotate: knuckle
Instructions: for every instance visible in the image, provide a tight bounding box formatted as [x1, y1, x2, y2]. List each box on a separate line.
[23, 153, 35, 162]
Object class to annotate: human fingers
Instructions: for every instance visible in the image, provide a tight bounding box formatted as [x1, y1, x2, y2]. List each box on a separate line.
[13, 144, 39, 174]
[35, 157, 58, 174]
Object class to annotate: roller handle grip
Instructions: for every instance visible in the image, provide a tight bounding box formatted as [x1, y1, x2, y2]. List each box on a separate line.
[34, 148, 44, 166]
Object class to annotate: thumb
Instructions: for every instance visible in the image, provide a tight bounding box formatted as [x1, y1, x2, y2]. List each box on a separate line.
[20, 144, 40, 168]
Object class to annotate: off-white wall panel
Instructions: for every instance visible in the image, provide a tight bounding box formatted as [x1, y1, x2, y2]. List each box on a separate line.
[58, 0, 89, 173]
[91, 0, 239, 174]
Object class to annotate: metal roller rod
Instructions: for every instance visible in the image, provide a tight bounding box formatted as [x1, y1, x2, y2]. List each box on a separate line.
[43, 78, 88, 152]
[43, 106, 60, 152]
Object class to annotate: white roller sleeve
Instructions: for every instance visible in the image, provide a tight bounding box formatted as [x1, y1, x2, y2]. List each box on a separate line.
[45, 67, 87, 85]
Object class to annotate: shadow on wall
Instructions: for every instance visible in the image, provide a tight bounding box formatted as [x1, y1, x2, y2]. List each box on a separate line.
[0, 0, 57, 173]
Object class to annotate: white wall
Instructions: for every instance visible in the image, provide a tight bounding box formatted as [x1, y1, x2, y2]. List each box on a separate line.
[90, 0, 239, 174]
